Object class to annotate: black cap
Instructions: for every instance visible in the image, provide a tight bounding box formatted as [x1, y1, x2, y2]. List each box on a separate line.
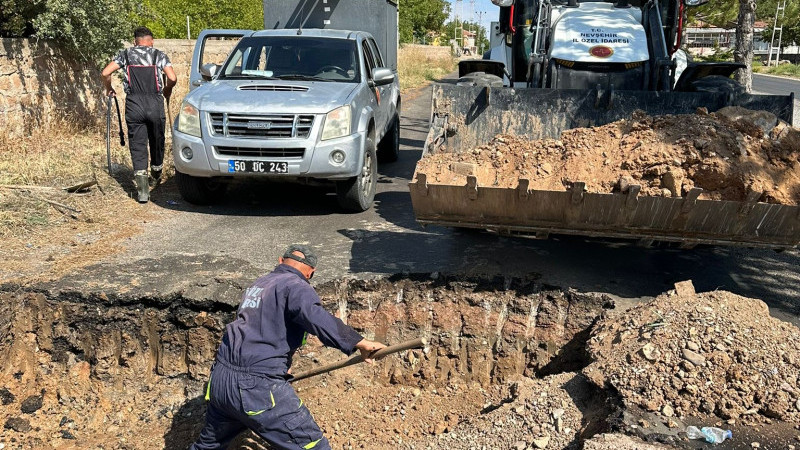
[283, 244, 317, 268]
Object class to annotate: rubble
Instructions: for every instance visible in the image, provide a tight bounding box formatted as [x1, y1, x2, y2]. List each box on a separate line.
[416, 108, 800, 205]
[586, 281, 800, 425]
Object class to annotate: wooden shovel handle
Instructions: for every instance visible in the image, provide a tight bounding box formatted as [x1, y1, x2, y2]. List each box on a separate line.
[289, 337, 427, 383]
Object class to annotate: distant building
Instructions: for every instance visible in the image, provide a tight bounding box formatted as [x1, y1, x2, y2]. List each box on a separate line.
[685, 20, 799, 63]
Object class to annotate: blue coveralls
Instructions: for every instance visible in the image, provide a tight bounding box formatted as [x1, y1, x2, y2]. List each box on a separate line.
[190, 264, 364, 450]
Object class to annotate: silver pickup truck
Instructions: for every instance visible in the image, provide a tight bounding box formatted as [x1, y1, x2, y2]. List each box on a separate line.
[173, 27, 400, 211]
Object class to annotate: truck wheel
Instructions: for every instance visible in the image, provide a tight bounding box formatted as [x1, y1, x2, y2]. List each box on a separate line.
[377, 114, 400, 163]
[336, 136, 377, 212]
[175, 171, 227, 205]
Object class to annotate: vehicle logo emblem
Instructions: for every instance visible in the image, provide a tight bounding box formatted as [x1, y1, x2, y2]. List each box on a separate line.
[247, 122, 272, 130]
[589, 45, 614, 58]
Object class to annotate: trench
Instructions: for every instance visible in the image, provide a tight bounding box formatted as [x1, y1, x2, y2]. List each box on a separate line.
[0, 275, 626, 449]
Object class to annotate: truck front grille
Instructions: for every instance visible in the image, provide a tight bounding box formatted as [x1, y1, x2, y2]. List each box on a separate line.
[215, 146, 305, 158]
[209, 113, 314, 139]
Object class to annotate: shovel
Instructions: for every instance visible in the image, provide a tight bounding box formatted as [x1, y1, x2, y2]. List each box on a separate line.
[289, 337, 427, 383]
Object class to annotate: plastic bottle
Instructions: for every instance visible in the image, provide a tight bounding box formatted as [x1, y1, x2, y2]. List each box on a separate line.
[685, 426, 733, 444]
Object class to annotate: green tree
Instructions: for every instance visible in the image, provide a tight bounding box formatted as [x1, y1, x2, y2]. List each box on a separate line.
[399, 0, 450, 44]
[134, 0, 263, 39]
[0, 0, 135, 64]
[442, 20, 490, 54]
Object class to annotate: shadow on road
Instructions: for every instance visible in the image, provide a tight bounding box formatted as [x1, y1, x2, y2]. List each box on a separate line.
[339, 223, 800, 324]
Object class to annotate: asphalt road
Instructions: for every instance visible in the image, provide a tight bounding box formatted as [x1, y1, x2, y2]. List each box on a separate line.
[752, 73, 800, 126]
[103, 81, 800, 326]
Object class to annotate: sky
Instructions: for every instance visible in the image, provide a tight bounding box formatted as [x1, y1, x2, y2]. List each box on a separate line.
[446, 0, 500, 41]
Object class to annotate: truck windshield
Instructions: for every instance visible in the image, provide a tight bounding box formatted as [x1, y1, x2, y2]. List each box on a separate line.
[220, 36, 360, 83]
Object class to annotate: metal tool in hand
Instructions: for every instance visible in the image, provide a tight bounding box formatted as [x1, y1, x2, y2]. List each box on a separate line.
[105, 95, 125, 175]
[289, 337, 427, 383]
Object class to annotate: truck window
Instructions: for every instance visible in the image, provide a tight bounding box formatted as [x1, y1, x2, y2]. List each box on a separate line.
[220, 36, 360, 82]
[367, 38, 384, 68]
[361, 40, 376, 79]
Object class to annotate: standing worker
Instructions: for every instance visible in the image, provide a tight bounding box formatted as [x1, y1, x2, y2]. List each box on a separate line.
[101, 26, 177, 203]
[190, 244, 386, 450]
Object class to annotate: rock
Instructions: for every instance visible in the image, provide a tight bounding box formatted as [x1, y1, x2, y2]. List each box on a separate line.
[617, 175, 635, 193]
[674, 280, 696, 297]
[751, 442, 760, 448]
[662, 404, 675, 417]
[61, 430, 76, 440]
[449, 162, 477, 176]
[513, 441, 527, 450]
[4, 417, 31, 433]
[20, 395, 43, 414]
[716, 106, 778, 137]
[540, 162, 553, 174]
[433, 421, 448, 435]
[681, 348, 706, 367]
[686, 341, 700, 352]
[533, 435, 550, 449]
[667, 419, 680, 428]
[796, 399, 800, 411]
[552, 408, 565, 420]
[661, 169, 684, 197]
[641, 343, 660, 362]
[0, 388, 14, 405]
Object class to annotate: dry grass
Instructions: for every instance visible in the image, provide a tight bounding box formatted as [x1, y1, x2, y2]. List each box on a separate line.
[0, 120, 174, 284]
[753, 63, 800, 79]
[397, 45, 457, 92]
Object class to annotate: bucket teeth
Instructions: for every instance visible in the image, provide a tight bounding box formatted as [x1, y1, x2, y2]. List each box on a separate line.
[134, 174, 149, 203]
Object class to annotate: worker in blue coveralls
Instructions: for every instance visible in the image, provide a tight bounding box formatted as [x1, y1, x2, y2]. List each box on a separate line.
[190, 244, 386, 450]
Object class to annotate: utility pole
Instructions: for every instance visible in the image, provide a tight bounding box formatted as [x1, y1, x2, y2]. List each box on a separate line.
[186, 16, 191, 39]
[767, 0, 787, 67]
[477, 11, 486, 55]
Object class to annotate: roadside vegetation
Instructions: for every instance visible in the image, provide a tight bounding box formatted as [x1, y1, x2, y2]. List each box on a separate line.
[0, 122, 169, 282]
[397, 45, 457, 92]
[753, 63, 800, 79]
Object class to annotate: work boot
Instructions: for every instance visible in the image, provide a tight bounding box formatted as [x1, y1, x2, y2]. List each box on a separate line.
[134, 171, 150, 203]
[149, 165, 163, 187]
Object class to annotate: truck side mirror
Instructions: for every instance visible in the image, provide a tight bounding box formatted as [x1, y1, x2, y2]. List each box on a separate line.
[372, 68, 395, 86]
[684, 0, 708, 6]
[200, 63, 220, 81]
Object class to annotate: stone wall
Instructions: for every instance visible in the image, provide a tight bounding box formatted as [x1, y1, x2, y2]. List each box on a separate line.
[0, 38, 238, 137]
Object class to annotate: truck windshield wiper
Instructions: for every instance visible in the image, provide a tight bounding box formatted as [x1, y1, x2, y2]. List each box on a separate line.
[276, 74, 332, 82]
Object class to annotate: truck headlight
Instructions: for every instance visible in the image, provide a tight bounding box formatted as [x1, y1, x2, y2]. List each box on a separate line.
[321, 105, 351, 141]
[178, 101, 202, 137]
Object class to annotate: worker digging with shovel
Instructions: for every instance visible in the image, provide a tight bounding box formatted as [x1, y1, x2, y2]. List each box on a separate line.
[189, 244, 388, 450]
[101, 26, 177, 203]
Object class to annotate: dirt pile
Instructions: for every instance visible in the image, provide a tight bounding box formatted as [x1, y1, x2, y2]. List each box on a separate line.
[417, 372, 613, 450]
[0, 276, 612, 449]
[415, 107, 800, 205]
[585, 280, 800, 426]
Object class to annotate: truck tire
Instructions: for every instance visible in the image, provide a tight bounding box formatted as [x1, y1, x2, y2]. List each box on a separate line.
[377, 113, 400, 163]
[175, 171, 227, 205]
[336, 136, 377, 212]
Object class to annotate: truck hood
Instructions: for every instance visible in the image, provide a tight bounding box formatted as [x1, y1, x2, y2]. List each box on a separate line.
[185, 80, 358, 114]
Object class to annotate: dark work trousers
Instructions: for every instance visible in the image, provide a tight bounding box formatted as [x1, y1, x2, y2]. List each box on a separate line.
[190, 360, 330, 450]
[125, 93, 165, 172]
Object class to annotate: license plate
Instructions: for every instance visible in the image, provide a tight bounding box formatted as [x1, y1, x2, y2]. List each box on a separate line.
[228, 160, 288, 174]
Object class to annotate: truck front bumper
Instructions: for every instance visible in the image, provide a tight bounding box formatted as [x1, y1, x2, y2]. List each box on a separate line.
[172, 129, 364, 181]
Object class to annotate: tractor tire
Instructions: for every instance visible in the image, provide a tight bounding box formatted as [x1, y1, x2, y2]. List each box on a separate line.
[336, 136, 377, 212]
[457, 71, 504, 88]
[377, 113, 400, 163]
[690, 75, 747, 98]
[175, 171, 227, 205]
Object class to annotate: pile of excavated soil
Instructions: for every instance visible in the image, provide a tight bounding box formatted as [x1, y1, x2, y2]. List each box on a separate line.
[416, 372, 611, 450]
[415, 107, 800, 205]
[585, 281, 800, 426]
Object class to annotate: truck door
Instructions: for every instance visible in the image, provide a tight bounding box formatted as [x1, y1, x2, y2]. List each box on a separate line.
[189, 29, 252, 91]
[366, 37, 394, 132]
[361, 39, 386, 134]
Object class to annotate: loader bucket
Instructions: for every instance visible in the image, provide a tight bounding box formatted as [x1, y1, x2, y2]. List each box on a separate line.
[412, 84, 800, 249]
[422, 84, 794, 156]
